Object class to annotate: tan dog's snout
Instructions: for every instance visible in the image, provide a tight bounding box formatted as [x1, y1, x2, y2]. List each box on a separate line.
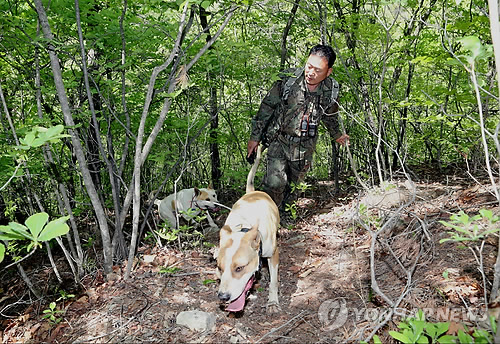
[217, 291, 231, 302]
[217, 226, 263, 311]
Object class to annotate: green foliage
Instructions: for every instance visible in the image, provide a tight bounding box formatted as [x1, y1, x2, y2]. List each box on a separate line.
[291, 181, 311, 195]
[154, 209, 205, 247]
[0, 244, 5, 265]
[0, 212, 70, 263]
[42, 302, 64, 325]
[285, 202, 298, 221]
[457, 36, 493, 65]
[160, 266, 181, 275]
[16, 125, 69, 150]
[358, 203, 382, 230]
[389, 310, 430, 344]
[202, 279, 216, 285]
[57, 289, 76, 302]
[439, 209, 500, 243]
[388, 310, 496, 344]
[0, 213, 70, 243]
[156, 225, 182, 242]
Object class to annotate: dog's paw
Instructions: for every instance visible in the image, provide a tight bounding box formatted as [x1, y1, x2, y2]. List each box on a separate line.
[266, 301, 281, 314]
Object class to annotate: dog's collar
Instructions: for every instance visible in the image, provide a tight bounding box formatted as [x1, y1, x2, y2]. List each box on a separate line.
[190, 194, 204, 210]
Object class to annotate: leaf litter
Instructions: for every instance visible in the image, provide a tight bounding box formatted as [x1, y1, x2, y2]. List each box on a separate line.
[1, 176, 498, 343]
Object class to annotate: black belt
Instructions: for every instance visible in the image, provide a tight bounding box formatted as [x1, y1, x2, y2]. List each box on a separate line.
[283, 134, 308, 143]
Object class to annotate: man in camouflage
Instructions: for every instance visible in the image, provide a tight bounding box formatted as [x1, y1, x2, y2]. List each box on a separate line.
[247, 44, 349, 216]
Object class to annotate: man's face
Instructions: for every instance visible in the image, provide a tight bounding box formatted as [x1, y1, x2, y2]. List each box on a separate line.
[305, 54, 332, 87]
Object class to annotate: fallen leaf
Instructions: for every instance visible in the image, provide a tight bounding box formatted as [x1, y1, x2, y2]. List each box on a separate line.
[447, 321, 465, 335]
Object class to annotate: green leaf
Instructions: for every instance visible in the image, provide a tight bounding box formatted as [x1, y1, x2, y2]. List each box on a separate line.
[437, 335, 457, 344]
[389, 331, 411, 343]
[25, 212, 49, 240]
[457, 330, 473, 343]
[165, 89, 183, 98]
[458, 36, 481, 59]
[0, 225, 27, 240]
[490, 315, 497, 333]
[8, 222, 33, 240]
[373, 335, 382, 344]
[436, 322, 450, 336]
[45, 125, 65, 138]
[417, 335, 429, 343]
[37, 216, 70, 242]
[439, 221, 472, 236]
[31, 137, 48, 147]
[0, 243, 5, 263]
[426, 323, 437, 338]
[479, 209, 493, 221]
[200, 0, 212, 9]
[411, 319, 426, 341]
[21, 131, 36, 146]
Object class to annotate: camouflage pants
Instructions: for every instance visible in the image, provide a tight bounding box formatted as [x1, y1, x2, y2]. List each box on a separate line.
[263, 135, 315, 209]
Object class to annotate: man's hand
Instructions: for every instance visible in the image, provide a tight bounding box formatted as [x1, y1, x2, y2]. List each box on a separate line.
[336, 134, 350, 146]
[247, 140, 260, 164]
[247, 140, 259, 157]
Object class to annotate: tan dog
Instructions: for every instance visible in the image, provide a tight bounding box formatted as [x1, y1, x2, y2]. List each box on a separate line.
[154, 186, 218, 230]
[216, 145, 280, 313]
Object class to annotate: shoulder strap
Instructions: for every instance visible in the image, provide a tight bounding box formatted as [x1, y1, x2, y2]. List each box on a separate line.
[323, 77, 339, 107]
[282, 67, 303, 101]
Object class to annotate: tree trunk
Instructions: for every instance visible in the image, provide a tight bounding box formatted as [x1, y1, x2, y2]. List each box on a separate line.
[280, 0, 300, 70]
[199, 5, 221, 190]
[34, 0, 113, 275]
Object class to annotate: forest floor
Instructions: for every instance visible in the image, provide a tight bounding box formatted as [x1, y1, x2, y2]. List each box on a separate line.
[1, 167, 499, 343]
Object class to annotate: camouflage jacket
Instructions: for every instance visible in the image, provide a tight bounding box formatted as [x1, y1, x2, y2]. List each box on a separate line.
[250, 67, 341, 145]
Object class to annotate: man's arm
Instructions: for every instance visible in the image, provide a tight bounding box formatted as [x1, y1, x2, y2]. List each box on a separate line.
[322, 97, 349, 146]
[250, 81, 282, 142]
[248, 80, 283, 158]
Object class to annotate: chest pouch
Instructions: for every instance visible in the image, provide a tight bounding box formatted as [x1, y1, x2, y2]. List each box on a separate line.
[300, 99, 320, 138]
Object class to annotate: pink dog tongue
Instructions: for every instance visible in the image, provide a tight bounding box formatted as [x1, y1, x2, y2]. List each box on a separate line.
[226, 276, 255, 312]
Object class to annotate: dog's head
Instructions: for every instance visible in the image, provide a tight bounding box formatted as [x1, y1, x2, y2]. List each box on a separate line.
[193, 186, 218, 210]
[216, 225, 260, 312]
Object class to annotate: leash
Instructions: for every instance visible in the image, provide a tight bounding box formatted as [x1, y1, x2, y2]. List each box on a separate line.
[188, 194, 231, 211]
[212, 202, 231, 210]
[258, 241, 263, 271]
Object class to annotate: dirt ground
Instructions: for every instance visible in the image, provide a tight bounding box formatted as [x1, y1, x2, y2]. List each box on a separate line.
[1, 173, 499, 343]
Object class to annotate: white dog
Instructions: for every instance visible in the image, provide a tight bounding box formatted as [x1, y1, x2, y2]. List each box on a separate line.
[154, 186, 219, 230]
[216, 146, 280, 313]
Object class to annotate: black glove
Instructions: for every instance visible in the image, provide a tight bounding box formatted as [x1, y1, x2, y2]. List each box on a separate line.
[246, 150, 256, 165]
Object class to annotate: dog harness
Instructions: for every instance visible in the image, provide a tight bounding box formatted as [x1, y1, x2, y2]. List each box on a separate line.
[189, 194, 206, 211]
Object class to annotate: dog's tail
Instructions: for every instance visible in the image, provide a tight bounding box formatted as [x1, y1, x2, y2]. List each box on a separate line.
[246, 144, 262, 193]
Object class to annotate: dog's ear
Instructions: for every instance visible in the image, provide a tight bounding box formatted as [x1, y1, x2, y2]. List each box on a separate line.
[249, 226, 261, 251]
[208, 183, 213, 190]
[194, 187, 201, 196]
[220, 225, 232, 240]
